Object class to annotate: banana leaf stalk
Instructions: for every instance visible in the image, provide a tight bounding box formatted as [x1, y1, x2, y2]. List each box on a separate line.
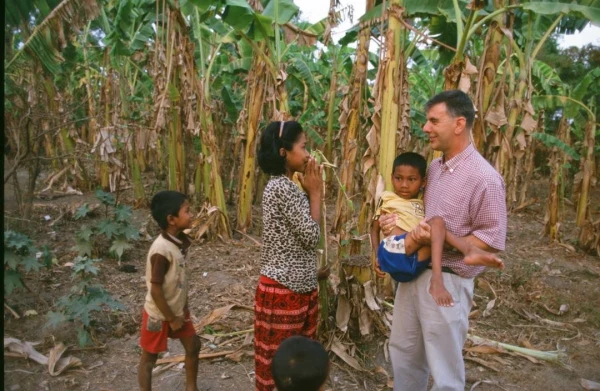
[467, 334, 569, 365]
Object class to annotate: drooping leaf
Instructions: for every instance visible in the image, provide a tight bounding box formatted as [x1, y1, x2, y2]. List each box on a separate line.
[4, 270, 24, 295]
[221, 86, 242, 122]
[110, 239, 133, 260]
[262, 0, 299, 24]
[523, 2, 600, 23]
[533, 133, 581, 161]
[290, 57, 316, 97]
[74, 239, 93, 256]
[4, 251, 19, 270]
[222, 0, 255, 31]
[247, 13, 275, 40]
[532, 60, 566, 95]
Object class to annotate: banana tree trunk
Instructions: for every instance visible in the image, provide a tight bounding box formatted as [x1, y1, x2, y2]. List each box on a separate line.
[325, 58, 338, 167]
[544, 116, 568, 241]
[237, 48, 268, 231]
[332, 0, 375, 253]
[576, 119, 596, 226]
[473, 0, 507, 152]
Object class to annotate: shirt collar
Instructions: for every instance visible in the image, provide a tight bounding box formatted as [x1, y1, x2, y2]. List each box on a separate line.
[161, 231, 191, 250]
[441, 143, 475, 172]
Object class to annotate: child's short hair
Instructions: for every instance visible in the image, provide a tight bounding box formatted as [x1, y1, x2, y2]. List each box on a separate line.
[150, 191, 188, 230]
[257, 121, 305, 175]
[272, 336, 329, 391]
[393, 152, 427, 178]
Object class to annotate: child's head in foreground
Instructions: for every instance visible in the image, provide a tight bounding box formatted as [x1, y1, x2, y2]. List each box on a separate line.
[150, 191, 191, 231]
[392, 152, 427, 200]
[272, 335, 329, 391]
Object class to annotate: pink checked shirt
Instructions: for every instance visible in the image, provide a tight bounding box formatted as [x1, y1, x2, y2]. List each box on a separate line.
[424, 144, 507, 278]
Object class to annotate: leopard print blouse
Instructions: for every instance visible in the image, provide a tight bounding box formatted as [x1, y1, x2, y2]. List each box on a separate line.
[260, 175, 320, 293]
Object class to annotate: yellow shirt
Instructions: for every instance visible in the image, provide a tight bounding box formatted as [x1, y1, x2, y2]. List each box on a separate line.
[374, 191, 425, 233]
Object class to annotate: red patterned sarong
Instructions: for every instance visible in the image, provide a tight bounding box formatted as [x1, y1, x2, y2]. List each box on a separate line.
[254, 275, 319, 391]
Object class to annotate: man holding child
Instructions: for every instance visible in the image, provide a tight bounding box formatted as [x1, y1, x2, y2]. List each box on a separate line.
[378, 90, 507, 391]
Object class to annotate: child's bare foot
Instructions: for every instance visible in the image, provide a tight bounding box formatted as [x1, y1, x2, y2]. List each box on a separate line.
[464, 246, 504, 269]
[429, 280, 454, 307]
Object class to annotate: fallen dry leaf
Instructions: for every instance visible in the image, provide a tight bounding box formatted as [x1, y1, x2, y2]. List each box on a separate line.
[225, 350, 244, 362]
[330, 339, 363, 371]
[4, 338, 81, 376]
[464, 356, 500, 372]
[48, 342, 82, 376]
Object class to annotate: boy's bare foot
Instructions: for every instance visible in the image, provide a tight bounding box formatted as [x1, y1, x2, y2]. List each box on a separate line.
[429, 280, 454, 307]
[464, 246, 504, 269]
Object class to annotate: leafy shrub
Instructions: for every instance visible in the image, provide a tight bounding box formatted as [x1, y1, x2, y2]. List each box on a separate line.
[4, 230, 52, 296]
[46, 256, 124, 346]
[74, 189, 140, 263]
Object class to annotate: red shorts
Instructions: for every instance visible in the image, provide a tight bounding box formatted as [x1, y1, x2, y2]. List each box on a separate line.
[139, 309, 197, 354]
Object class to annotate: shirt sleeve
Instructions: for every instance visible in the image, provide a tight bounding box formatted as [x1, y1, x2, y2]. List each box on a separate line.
[150, 253, 170, 284]
[275, 181, 320, 249]
[469, 178, 507, 251]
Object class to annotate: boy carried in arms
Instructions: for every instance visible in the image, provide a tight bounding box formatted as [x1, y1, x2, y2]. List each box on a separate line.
[371, 152, 503, 306]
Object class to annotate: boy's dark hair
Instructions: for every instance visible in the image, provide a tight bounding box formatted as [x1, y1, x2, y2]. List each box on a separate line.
[150, 191, 188, 230]
[425, 89, 475, 130]
[393, 152, 427, 178]
[272, 336, 329, 391]
[257, 121, 304, 175]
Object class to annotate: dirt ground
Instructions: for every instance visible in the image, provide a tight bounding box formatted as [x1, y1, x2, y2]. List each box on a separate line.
[3, 172, 600, 391]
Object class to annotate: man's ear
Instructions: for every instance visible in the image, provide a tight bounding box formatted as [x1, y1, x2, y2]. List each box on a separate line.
[279, 147, 286, 157]
[422, 177, 427, 188]
[454, 116, 467, 135]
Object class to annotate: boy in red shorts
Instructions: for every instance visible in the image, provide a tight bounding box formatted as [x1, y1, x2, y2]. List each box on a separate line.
[138, 191, 200, 391]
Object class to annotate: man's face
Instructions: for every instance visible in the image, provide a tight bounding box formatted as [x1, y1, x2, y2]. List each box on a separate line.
[423, 103, 459, 153]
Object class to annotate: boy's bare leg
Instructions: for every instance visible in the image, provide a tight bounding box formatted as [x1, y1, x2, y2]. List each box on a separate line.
[428, 217, 454, 307]
[138, 350, 158, 391]
[444, 231, 504, 269]
[180, 335, 201, 391]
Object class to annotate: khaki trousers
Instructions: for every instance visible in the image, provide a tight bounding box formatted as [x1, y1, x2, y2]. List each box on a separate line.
[389, 269, 474, 391]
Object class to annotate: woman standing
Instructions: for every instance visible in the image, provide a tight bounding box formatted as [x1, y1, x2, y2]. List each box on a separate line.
[254, 121, 328, 391]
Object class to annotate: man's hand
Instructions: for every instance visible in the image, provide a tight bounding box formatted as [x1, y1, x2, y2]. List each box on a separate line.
[374, 258, 386, 278]
[379, 214, 398, 237]
[411, 219, 432, 245]
[169, 316, 184, 332]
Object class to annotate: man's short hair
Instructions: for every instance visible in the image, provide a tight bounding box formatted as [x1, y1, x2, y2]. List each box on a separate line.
[393, 152, 427, 178]
[425, 90, 475, 130]
[150, 191, 188, 229]
[272, 336, 329, 391]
